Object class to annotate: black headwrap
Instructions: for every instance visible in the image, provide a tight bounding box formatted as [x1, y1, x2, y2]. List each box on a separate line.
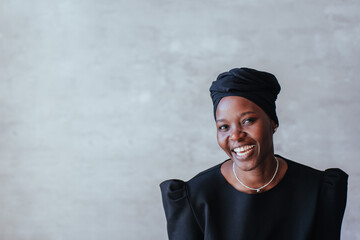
[209, 67, 281, 126]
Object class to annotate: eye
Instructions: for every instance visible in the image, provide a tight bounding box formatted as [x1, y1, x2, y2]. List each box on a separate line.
[218, 124, 229, 131]
[242, 118, 256, 126]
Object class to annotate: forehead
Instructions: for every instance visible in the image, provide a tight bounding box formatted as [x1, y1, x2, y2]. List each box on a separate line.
[216, 96, 265, 118]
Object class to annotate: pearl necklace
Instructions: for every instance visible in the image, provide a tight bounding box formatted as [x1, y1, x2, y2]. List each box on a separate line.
[232, 157, 279, 193]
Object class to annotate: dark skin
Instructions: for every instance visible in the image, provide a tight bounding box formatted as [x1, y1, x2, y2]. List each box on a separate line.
[216, 96, 288, 194]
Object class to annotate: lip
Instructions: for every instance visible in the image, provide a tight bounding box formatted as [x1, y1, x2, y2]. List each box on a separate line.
[231, 145, 255, 160]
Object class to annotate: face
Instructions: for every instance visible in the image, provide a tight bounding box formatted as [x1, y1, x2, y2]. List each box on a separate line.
[216, 96, 277, 171]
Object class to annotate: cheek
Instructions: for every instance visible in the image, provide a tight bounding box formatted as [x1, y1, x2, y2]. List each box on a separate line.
[217, 133, 228, 150]
[257, 125, 274, 147]
[249, 122, 273, 147]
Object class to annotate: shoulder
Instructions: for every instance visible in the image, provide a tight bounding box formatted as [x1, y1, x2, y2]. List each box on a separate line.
[280, 155, 348, 192]
[320, 168, 348, 201]
[282, 155, 348, 180]
[160, 161, 226, 203]
[159, 161, 226, 235]
[314, 168, 348, 238]
[323, 168, 348, 185]
[281, 155, 322, 182]
[159, 179, 205, 238]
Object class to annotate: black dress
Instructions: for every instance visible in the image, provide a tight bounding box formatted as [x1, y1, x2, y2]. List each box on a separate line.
[160, 156, 348, 240]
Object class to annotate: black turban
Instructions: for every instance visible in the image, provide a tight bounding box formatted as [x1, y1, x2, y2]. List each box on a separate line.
[209, 67, 281, 126]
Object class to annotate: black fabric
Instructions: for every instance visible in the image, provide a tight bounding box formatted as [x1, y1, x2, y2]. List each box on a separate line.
[209, 68, 281, 125]
[160, 156, 348, 240]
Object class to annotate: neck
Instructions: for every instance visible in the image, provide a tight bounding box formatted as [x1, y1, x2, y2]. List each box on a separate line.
[234, 155, 278, 189]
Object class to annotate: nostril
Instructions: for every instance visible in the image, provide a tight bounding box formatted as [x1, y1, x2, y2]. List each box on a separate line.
[230, 130, 246, 141]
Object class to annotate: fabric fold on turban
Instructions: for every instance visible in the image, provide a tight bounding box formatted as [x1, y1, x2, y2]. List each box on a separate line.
[209, 67, 281, 126]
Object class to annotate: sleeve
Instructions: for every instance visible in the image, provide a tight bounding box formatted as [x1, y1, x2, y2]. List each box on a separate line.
[160, 179, 203, 240]
[314, 168, 348, 240]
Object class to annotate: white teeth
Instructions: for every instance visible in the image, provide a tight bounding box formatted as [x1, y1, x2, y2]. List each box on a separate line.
[233, 145, 255, 153]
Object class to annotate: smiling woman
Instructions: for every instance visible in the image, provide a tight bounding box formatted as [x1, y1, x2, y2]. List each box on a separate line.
[160, 68, 348, 240]
[216, 96, 285, 193]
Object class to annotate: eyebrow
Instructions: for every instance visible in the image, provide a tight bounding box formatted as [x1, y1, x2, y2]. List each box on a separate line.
[216, 111, 256, 123]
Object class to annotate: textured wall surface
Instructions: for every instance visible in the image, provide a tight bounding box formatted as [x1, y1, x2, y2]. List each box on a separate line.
[0, 0, 359, 239]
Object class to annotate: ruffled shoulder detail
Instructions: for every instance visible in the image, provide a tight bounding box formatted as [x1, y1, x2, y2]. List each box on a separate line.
[160, 180, 203, 240]
[323, 168, 348, 189]
[314, 168, 348, 239]
[160, 179, 187, 202]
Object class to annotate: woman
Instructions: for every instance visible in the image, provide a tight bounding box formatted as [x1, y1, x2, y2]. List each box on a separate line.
[160, 68, 348, 240]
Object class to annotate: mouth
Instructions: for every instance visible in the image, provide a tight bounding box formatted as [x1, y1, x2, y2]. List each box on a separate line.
[232, 145, 255, 158]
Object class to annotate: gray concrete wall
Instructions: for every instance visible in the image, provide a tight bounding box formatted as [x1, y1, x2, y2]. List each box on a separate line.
[0, 0, 359, 239]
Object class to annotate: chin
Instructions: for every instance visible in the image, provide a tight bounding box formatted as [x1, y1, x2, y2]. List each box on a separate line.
[232, 157, 259, 172]
[237, 152, 266, 171]
[238, 161, 259, 172]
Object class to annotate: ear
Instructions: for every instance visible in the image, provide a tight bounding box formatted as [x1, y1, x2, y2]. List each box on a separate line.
[272, 121, 278, 133]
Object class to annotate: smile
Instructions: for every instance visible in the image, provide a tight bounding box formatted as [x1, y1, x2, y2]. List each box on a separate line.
[233, 145, 255, 157]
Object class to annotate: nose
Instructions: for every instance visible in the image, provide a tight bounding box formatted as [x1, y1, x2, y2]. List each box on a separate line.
[229, 127, 246, 141]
